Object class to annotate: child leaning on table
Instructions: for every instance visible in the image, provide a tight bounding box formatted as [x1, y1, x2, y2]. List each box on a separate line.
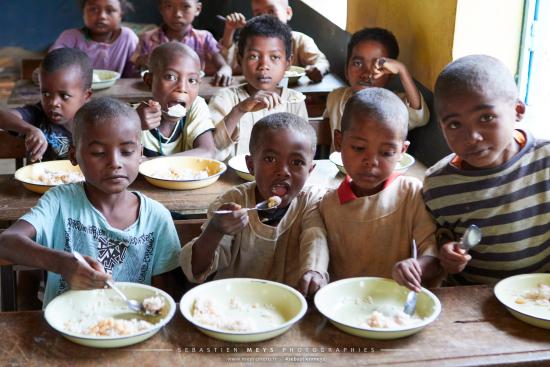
[0, 97, 181, 306]
[423, 55, 550, 285]
[180, 112, 329, 297]
[220, 0, 330, 82]
[324, 27, 429, 151]
[50, 0, 138, 77]
[209, 15, 308, 161]
[137, 42, 216, 158]
[0, 48, 92, 162]
[131, 0, 232, 86]
[320, 88, 441, 291]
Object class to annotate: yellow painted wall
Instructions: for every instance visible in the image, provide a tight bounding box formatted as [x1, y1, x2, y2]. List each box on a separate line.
[346, 0, 524, 89]
[346, 0, 458, 89]
[453, 0, 524, 76]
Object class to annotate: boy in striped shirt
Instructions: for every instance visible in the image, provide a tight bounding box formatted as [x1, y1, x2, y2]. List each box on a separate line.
[423, 55, 550, 284]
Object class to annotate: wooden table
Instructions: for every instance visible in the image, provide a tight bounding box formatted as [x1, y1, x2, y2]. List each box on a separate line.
[6, 74, 346, 108]
[1, 285, 549, 366]
[0, 160, 342, 222]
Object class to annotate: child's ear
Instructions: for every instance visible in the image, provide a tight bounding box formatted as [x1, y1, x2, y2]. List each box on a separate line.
[195, 2, 202, 15]
[245, 154, 254, 175]
[286, 6, 293, 21]
[84, 88, 92, 101]
[334, 129, 343, 152]
[402, 140, 410, 154]
[69, 145, 78, 166]
[515, 100, 526, 122]
[143, 71, 153, 88]
[308, 160, 316, 174]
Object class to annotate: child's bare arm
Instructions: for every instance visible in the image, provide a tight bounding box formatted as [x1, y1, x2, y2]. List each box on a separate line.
[0, 108, 47, 162]
[0, 220, 110, 289]
[172, 130, 216, 158]
[393, 255, 440, 292]
[220, 13, 246, 49]
[440, 242, 471, 274]
[191, 203, 248, 276]
[373, 58, 422, 110]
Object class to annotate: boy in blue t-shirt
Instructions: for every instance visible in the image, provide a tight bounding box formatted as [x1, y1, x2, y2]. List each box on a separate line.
[0, 48, 93, 161]
[0, 97, 181, 306]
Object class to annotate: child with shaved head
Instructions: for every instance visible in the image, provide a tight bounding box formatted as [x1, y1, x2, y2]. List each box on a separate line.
[320, 88, 441, 291]
[423, 54, 550, 285]
[138, 42, 216, 158]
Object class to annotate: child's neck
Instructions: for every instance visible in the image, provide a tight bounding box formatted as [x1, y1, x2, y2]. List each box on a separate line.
[158, 118, 180, 137]
[87, 27, 121, 43]
[83, 183, 140, 230]
[163, 24, 192, 40]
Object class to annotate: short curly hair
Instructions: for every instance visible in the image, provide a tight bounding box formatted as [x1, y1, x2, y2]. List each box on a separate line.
[347, 27, 399, 65]
[237, 15, 292, 61]
[41, 48, 93, 90]
[81, 0, 135, 14]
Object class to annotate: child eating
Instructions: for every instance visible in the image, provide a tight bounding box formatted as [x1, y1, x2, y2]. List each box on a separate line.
[220, 0, 330, 82]
[0, 97, 181, 306]
[423, 55, 550, 285]
[50, 0, 138, 77]
[138, 42, 216, 158]
[0, 48, 92, 161]
[180, 112, 329, 297]
[210, 15, 308, 161]
[324, 27, 429, 151]
[132, 0, 232, 86]
[320, 88, 441, 291]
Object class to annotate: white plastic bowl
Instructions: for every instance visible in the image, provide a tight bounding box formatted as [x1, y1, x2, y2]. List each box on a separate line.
[329, 151, 415, 175]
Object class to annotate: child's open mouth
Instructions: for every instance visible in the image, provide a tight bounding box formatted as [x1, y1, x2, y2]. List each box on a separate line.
[271, 183, 290, 197]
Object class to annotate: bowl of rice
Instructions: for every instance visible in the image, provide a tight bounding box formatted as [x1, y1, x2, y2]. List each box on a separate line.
[494, 273, 550, 329]
[180, 278, 307, 342]
[14, 160, 85, 194]
[44, 282, 176, 348]
[92, 69, 120, 90]
[284, 66, 306, 84]
[329, 152, 415, 175]
[314, 277, 441, 339]
[227, 153, 254, 181]
[139, 156, 226, 190]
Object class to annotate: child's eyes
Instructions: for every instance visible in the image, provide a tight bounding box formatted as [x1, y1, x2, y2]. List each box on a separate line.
[291, 159, 305, 167]
[480, 114, 496, 122]
[121, 150, 135, 156]
[270, 55, 281, 61]
[263, 156, 276, 163]
[351, 61, 363, 68]
[351, 145, 365, 152]
[382, 151, 396, 157]
[447, 121, 461, 130]
[188, 78, 198, 84]
[91, 151, 105, 157]
[61, 94, 71, 101]
[41, 92, 51, 98]
[247, 54, 259, 61]
[164, 73, 178, 82]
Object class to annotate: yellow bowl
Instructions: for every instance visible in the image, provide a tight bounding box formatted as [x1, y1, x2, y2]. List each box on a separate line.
[139, 156, 226, 190]
[14, 160, 84, 194]
[92, 69, 120, 90]
[44, 282, 176, 348]
[314, 277, 441, 339]
[494, 273, 550, 329]
[179, 278, 307, 343]
[284, 65, 306, 84]
[228, 154, 254, 181]
[329, 151, 415, 175]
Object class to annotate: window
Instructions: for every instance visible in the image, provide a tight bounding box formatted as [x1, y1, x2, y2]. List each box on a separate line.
[301, 0, 347, 29]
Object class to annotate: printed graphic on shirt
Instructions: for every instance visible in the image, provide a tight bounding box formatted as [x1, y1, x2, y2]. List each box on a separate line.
[57, 218, 154, 296]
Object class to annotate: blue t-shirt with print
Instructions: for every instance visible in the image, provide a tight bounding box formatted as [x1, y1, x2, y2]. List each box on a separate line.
[15, 103, 72, 160]
[20, 182, 181, 306]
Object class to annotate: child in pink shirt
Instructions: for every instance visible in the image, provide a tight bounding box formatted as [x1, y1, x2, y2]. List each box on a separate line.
[50, 0, 138, 77]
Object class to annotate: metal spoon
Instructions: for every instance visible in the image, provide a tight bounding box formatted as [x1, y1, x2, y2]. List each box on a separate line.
[403, 239, 418, 316]
[213, 197, 281, 214]
[459, 224, 482, 250]
[72, 251, 145, 314]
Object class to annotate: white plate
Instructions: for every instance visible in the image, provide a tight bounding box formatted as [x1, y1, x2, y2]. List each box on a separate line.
[228, 154, 254, 181]
[92, 69, 120, 90]
[329, 151, 415, 175]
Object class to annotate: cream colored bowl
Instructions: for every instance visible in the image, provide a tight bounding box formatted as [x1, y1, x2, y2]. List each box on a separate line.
[284, 65, 306, 84]
[180, 278, 307, 343]
[314, 277, 441, 339]
[228, 154, 254, 181]
[44, 282, 176, 348]
[14, 160, 84, 194]
[139, 156, 226, 190]
[329, 151, 415, 175]
[92, 69, 120, 90]
[494, 273, 550, 329]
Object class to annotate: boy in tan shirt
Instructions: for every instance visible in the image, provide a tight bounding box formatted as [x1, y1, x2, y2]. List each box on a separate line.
[210, 15, 308, 161]
[320, 88, 441, 291]
[180, 112, 328, 296]
[220, 0, 330, 82]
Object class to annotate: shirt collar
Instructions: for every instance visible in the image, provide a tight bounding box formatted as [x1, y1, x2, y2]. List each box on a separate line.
[337, 172, 402, 204]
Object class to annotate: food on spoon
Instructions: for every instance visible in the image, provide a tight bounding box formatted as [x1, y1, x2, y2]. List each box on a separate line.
[166, 103, 187, 118]
[142, 296, 165, 314]
[267, 196, 282, 208]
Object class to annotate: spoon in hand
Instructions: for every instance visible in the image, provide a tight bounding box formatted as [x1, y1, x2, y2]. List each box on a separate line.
[213, 196, 281, 214]
[403, 239, 418, 316]
[459, 224, 482, 250]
